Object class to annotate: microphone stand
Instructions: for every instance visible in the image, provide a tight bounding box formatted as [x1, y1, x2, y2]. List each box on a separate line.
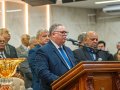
[67, 40, 108, 53]
[71, 42, 79, 46]
[78, 44, 109, 53]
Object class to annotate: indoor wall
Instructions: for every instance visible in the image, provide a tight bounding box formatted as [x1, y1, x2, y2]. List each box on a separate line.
[96, 10, 120, 54]
[0, 1, 120, 54]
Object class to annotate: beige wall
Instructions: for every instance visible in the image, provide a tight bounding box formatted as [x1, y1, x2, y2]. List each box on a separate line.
[96, 10, 120, 54]
[50, 6, 96, 50]
[2, 2, 120, 54]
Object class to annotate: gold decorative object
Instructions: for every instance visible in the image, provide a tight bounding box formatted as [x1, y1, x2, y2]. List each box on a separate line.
[0, 58, 25, 78]
[0, 58, 25, 89]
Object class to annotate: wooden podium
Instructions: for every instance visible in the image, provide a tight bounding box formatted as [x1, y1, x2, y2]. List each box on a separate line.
[51, 61, 120, 90]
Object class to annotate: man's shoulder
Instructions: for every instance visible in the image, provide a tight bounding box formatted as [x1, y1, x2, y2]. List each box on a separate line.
[29, 46, 40, 53]
[16, 45, 23, 50]
[7, 44, 16, 48]
[73, 47, 84, 53]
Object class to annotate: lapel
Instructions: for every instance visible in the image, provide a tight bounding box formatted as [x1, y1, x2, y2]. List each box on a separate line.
[5, 44, 11, 55]
[48, 41, 70, 69]
[82, 47, 92, 60]
[4, 50, 11, 58]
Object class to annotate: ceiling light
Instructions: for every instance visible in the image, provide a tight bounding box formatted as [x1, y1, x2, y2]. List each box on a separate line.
[6, 9, 22, 12]
[95, 0, 120, 4]
[0, 9, 22, 13]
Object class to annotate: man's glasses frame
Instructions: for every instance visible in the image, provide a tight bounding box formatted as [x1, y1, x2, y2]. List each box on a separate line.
[53, 31, 69, 35]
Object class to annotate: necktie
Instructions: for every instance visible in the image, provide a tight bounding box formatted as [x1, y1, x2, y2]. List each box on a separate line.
[58, 47, 73, 69]
[87, 48, 96, 61]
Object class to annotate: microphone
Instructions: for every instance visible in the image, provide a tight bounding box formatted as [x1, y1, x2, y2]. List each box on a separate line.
[66, 38, 79, 46]
[66, 38, 78, 43]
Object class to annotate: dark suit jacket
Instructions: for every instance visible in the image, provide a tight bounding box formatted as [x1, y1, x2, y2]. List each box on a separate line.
[5, 44, 18, 58]
[73, 46, 114, 63]
[28, 45, 41, 90]
[16, 45, 28, 58]
[32, 41, 76, 90]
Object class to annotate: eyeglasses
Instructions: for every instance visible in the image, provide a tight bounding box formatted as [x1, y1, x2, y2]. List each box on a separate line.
[54, 31, 69, 35]
[90, 38, 98, 41]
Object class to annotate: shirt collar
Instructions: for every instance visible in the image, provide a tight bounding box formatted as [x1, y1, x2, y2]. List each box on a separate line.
[50, 40, 63, 49]
[22, 44, 29, 51]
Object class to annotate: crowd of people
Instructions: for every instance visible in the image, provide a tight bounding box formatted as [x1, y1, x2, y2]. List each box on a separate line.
[0, 23, 119, 90]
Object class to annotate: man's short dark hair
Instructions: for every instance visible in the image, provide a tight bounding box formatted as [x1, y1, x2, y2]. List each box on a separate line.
[98, 41, 106, 47]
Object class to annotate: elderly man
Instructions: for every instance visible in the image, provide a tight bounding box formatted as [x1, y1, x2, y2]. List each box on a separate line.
[73, 31, 112, 63]
[28, 29, 49, 90]
[17, 34, 30, 58]
[31, 24, 77, 90]
[0, 35, 25, 90]
[0, 28, 18, 58]
[16, 34, 32, 89]
[0, 35, 8, 58]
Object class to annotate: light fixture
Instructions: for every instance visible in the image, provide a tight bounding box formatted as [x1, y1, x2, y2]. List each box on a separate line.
[6, 9, 22, 12]
[95, 0, 120, 4]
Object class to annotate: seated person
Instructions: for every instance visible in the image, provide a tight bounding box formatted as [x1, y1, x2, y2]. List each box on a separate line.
[0, 35, 7, 58]
[0, 28, 18, 58]
[73, 31, 113, 63]
[0, 35, 25, 90]
[97, 40, 114, 60]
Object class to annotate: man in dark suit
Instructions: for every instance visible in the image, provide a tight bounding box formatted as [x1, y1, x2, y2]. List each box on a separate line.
[32, 24, 77, 90]
[0, 28, 18, 58]
[73, 31, 112, 63]
[97, 40, 114, 60]
[28, 29, 49, 90]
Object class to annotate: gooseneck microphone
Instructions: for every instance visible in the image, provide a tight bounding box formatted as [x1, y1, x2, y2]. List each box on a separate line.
[66, 38, 78, 42]
[66, 38, 79, 46]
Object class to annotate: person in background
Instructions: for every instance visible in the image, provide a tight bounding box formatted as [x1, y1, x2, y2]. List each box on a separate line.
[97, 40, 114, 60]
[77, 32, 86, 47]
[0, 28, 18, 58]
[31, 24, 77, 90]
[114, 49, 120, 61]
[97, 40, 106, 51]
[16, 34, 32, 90]
[17, 34, 30, 58]
[0, 35, 24, 89]
[28, 29, 49, 90]
[73, 31, 113, 63]
[0, 35, 8, 58]
[29, 36, 38, 49]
